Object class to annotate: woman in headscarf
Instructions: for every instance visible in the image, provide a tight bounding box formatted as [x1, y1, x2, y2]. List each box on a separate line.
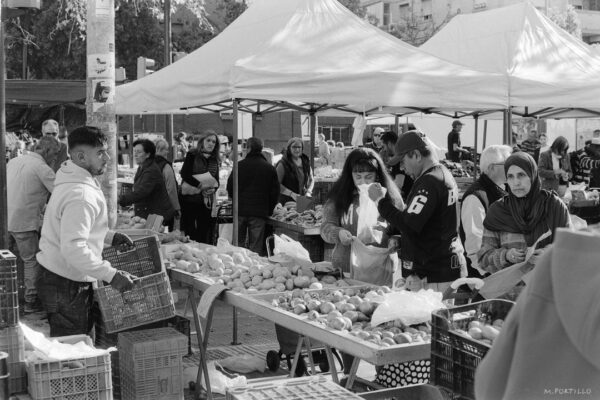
[478, 152, 570, 276]
[275, 138, 314, 204]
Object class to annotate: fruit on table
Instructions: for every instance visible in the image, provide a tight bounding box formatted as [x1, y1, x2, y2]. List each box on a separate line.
[269, 286, 431, 347]
[455, 319, 504, 345]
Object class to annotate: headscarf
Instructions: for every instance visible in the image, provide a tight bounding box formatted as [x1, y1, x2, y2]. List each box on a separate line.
[484, 152, 556, 246]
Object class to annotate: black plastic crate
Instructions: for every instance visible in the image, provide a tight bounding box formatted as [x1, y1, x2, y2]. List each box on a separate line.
[102, 236, 163, 278]
[0, 250, 19, 328]
[431, 299, 514, 400]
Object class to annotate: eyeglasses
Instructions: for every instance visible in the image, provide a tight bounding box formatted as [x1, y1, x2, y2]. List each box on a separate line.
[373, 134, 381, 137]
[291, 146, 303, 149]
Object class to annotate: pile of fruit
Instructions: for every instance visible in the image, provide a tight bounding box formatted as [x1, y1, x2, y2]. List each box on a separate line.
[453, 318, 503, 346]
[272, 203, 323, 228]
[117, 215, 148, 229]
[167, 243, 344, 293]
[270, 287, 431, 347]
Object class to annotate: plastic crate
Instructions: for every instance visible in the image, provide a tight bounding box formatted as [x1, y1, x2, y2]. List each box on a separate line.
[226, 375, 364, 400]
[0, 250, 19, 328]
[27, 335, 112, 400]
[431, 299, 514, 400]
[95, 271, 176, 333]
[118, 327, 187, 400]
[102, 236, 163, 278]
[0, 326, 26, 394]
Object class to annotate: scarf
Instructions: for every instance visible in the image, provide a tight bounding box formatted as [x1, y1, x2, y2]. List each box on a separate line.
[484, 152, 555, 246]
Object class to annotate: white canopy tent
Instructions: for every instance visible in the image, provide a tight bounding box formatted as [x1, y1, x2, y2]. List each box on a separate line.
[420, 2, 600, 121]
[116, 0, 509, 116]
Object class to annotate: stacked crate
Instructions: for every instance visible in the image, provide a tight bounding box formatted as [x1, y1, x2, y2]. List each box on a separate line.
[0, 250, 26, 394]
[118, 327, 187, 400]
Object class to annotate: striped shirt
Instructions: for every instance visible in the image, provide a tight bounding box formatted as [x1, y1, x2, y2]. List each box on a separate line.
[571, 149, 600, 185]
[518, 139, 541, 159]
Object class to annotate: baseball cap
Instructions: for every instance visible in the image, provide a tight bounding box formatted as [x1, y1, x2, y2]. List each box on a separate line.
[452, 120, 464, 127]
[42, 119, 59, 135]
[591, 138, 600, 146]
[388, 131, 429, 166]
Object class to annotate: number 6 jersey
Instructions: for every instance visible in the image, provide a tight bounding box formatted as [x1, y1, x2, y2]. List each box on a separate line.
[377, 163, 464, 283]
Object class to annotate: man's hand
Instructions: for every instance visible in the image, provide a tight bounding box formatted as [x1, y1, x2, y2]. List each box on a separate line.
[368, 183, 385, 203]
[110, 270, 137, 293]
[338, 229, 353, 246]
[112, 232, 134, 251]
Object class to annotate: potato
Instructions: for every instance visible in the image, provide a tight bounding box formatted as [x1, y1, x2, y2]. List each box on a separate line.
[343, 311, 359, 323]
[393, 333, 413, 344]
[309, 282, 323, 290]
[293, 276, 311, 289]
[275, 283, 286, 292]
[468, 321, 482, 330]
[285, 279, 295, 291]
[492, 319, 504, 328]
[320, 301, 336, 314]
[307, 300, 321, 311]
[382, 337, 396, 346]
[328, 317, 347, 331]
[481, 325, 500, 341]
[358, 301, 375, 316]
[251, 275, 263, 286]
[320, 275, 337, 285]
[293, 304, 307, 315]
[307, 310, 320, 321]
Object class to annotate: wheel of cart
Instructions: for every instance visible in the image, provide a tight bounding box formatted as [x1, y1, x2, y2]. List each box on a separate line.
[266, 324, 344, 377]
[211, 200, 233, 245]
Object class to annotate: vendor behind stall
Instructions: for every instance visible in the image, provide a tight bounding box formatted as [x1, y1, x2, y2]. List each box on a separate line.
[118, 139, 176, 227]
[276, 138, 314, 204]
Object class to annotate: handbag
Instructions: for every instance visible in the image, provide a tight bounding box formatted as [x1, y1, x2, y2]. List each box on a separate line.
[181, 181, 202, 195]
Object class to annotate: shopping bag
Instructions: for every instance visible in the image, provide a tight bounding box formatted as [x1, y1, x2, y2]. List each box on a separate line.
[356, 184, 385, 244]
[181, 181, 201, 195]
[273, 234, 311, 262]
[350, 236, 396, 286]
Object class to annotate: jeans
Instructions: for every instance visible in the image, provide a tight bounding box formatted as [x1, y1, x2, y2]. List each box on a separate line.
[238, 216, 266, 255]
[36, 266, 93, 337]
[8, 231, 40, 303]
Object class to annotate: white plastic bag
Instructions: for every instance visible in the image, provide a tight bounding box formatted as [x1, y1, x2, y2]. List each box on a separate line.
[218, 355, 266, 374]
[273, 234, 311, 261]
[200, 361, 247, 395]
[350, 237, 396, 286]
[356, 184, 385, 244]
[370, 289, 446, 327]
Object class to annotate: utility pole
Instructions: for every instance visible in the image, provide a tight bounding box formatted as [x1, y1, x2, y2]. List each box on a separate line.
[164, 0, 173, 161]
[86, 0, 118, 228]
[0, 5, 7, 249]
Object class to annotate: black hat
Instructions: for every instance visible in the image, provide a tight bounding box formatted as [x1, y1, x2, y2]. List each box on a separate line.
[452, 120, 464, 127]
[388, 131, 429, 166]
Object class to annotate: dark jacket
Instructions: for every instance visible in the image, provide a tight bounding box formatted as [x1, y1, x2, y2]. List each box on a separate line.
[227, 152, 279, 218]
[180, 150, 220, 204]
[538, 149, 572, 192]
[119, 158, 176, 221]
[276, 154, 313, 204]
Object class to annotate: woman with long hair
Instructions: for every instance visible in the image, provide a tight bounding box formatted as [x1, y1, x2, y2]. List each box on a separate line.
[321, 147, 402, 275]
[320, 147, 402, 377]
[276, 138, 314, 204]
[180, 130, 221, 243]
[538, 135, 572, 196]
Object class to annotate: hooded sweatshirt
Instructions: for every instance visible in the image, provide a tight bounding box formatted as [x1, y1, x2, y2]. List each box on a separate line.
[37, 160, 117, 283]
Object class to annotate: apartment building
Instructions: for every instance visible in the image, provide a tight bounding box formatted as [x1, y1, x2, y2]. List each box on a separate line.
[361, 0, 600, 43]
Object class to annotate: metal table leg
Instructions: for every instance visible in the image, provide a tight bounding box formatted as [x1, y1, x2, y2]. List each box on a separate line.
[189, 288, 213, 400]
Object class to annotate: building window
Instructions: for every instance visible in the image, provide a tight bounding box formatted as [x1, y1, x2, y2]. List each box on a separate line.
[383, 2, 391, 26]
[423, 14, 432, 20]
[573, 4, 583, 9]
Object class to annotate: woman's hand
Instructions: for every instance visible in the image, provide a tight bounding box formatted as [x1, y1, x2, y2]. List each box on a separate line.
[388, 237, 399, 251]
[202, 187, 216, 196]
[338, 229, 353, 245]
[368, 183, 385, 203]
[506, 247, 526, 264]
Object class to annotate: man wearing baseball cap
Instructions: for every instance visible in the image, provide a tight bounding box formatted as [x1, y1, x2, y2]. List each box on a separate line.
[42, 119, 69, 172]
[370, 131, 465, 292]
[447, 120, 470, 163]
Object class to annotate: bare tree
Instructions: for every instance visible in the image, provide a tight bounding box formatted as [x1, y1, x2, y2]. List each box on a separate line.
[388, 7, 452, 46]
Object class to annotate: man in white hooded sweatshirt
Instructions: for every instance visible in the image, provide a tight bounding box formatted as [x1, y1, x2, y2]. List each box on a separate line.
[36, 126, 136, 337]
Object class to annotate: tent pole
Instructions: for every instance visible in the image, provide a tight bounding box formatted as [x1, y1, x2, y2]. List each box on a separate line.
[309, 111, 317, 171]
[483, 120, 488, 149]
[394, 114, 399, 134]
[473, 115, 479, 181]
[232, 99, 239, 246]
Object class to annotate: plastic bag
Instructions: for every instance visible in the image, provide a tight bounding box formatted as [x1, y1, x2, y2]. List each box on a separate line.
[200, 361, 247, 395]
[350, 236, 396, 286]
[370, 290, 446, 327]
[273, 234, 311, 261]
[356, 184, 385, 244]
[218, 355, 266, 374]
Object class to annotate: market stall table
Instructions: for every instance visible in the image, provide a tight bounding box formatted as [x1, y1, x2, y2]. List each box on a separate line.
[171, 269, 430, 397]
